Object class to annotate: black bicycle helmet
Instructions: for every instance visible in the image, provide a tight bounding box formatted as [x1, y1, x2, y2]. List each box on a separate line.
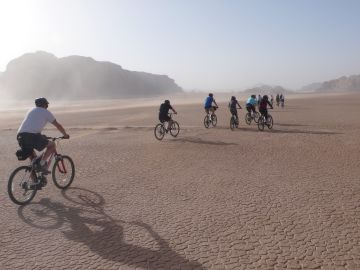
[35, 97, 49, 107]
[231, 96, 236, 100]
[209, 93, 213, 97]
[263, 95, 268, 100]
[251, 94, 256, 98]
[164, 99, 170, 104]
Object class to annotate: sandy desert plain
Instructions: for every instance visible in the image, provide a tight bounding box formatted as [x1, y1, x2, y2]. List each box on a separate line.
[0, 92, 360, 270]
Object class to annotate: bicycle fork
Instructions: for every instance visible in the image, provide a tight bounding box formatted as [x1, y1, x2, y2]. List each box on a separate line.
[55, 155, 67, 174]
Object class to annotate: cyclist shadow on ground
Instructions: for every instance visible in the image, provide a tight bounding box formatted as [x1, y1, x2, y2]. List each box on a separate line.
[275, 123, 310, 127]
[172, 136, 237, 146]
[236, 126, 341, 135]
[18, 187, 204, 270]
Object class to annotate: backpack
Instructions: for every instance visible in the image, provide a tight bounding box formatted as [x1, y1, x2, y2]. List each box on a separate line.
[15, 148, 33, 161]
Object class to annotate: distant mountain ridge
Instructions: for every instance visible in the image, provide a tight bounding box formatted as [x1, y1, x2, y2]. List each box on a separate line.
[0, 51, 182, 99]
[300, 75, 360, 92]
[242, 84, 293, 95]
[317, 75, 360, 92]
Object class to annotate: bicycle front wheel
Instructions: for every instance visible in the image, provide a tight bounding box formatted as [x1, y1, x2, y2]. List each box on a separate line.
[258, 117, 265, 131]
[170, 121, 180, 137]
[230, 117, 236, 130]
[267, 115, 274, 129]
[154, 123, 166, 140]
[245, 113, 251, 125]
[211, 114, 217, 127]
[204, 115, 210, 128]
[8, 166, 37, 205]
[52, 155, 75, 189]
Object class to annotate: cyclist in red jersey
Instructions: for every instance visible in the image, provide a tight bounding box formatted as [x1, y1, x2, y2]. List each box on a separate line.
[259, 95, 273, 121]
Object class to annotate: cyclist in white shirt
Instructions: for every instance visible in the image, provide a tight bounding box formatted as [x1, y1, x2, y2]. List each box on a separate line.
[17, 97, 69, 172]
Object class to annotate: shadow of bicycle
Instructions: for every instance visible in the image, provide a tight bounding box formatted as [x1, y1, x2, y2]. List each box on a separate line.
[236, 126, 341, 135]
[18, 187, 204, 270]
[172, 136, 237, 146]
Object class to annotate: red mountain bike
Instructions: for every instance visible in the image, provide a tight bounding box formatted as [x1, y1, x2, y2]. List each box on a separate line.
[8, 136, 75, 205]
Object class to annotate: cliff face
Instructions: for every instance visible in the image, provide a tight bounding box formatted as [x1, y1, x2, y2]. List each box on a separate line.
[0, 51, 182, 99]
[317, 75, 360, 92]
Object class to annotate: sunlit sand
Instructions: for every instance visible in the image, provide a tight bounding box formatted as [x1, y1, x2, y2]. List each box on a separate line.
[1, 92, 360, 269]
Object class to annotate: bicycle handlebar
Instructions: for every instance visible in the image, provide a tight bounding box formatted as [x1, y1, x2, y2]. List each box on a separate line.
[46, 136, 69, 141]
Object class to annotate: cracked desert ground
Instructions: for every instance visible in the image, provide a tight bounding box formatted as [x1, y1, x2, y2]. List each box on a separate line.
[1, 93, 360, 270]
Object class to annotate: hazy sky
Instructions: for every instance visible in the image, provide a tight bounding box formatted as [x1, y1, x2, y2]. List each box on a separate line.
[0, 0, 359, 90]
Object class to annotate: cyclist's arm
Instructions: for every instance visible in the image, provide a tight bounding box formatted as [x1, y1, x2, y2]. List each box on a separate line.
[237, 101, 242, 109]
[171, 107, 177, 114]
[267, 100, 273, 109]
[213, 100, 218, 107]
[51, 120, 70, 138]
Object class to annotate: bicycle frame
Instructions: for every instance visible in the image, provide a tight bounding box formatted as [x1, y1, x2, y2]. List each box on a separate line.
[32, 138, 67, 174]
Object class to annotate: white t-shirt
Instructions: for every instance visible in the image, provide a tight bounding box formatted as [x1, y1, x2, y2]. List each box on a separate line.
[18, 107, 56, 134]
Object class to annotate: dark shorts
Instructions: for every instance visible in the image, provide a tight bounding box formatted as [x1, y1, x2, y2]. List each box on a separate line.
[246, 104, 256, 113]
[259, 108, 268, 117]
[230, 108, 238, 116]
[17, 133, 49, 152]
[159, 114, 171, 123]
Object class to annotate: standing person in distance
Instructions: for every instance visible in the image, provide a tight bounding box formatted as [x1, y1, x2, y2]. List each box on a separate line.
[17, 97, 70, 172]
[276, 94, 280, 106]
[280, 94, 285, 108]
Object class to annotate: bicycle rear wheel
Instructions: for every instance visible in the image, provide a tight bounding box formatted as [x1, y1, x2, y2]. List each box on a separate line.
[154, 123, 166, 140]
[170, 121, 180, 137]
[266, 115, 274, 129]
[8, 166, 37, 205]
[211, 114, 217, 127]
[258, 117, 265, 131]
[254, 112, 260, 123]
[52, 155, 75, 189]
[204, 115, 210, 128]
[230, 117, 236, 130]
[245, 113, 251, 125]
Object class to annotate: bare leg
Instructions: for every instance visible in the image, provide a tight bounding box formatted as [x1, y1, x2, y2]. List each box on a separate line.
[42, 141, 56, 162]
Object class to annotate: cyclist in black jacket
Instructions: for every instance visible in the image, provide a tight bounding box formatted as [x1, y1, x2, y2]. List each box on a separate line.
[159, 100, 177, 131]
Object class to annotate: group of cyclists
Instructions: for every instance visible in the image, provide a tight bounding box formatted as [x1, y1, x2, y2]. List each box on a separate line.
[157, 93, 274, 131]
[15, 93, 277, 173]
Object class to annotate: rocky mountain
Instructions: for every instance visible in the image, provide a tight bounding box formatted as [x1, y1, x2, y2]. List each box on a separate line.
[316, 75, 360, 92]
[0, 51, 182, 99]
[299, 75, 360, 93]
[242, 84, 293, 95]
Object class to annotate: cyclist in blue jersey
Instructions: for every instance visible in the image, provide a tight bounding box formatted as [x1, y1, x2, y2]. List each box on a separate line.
[246, 95, 258, 115]
[204, 93, 218, 116]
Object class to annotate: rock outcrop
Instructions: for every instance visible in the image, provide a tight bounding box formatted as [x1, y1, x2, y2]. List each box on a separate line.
[317, 75, 360, 92]
[0, 51, 182, 99]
